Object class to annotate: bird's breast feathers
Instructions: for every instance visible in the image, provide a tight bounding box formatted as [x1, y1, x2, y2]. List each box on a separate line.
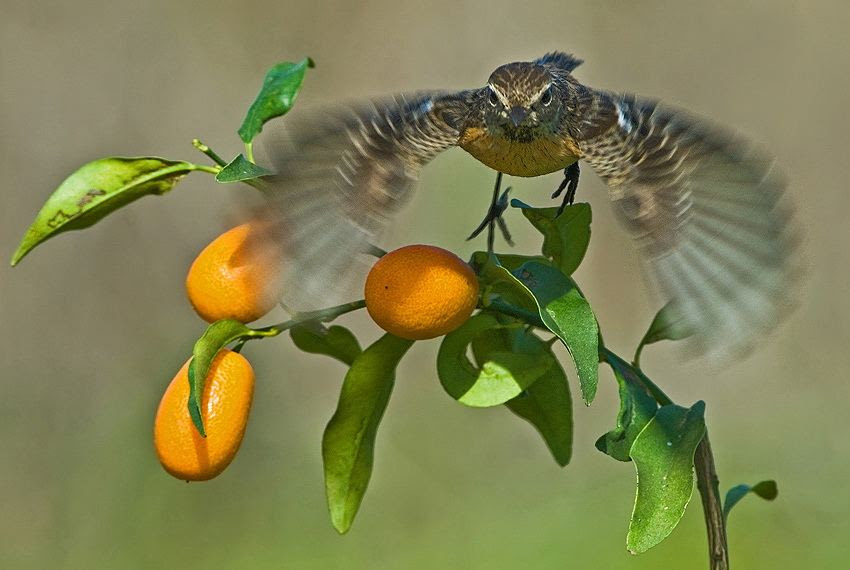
[458, 127, 581, 177]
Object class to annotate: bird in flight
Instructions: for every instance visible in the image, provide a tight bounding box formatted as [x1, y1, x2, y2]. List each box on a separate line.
[262, 51, 798, 360]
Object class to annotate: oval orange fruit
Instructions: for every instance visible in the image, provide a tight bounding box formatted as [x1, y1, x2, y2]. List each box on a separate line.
[364, 244, 479, 340]
[186, 222, 281, 323]
[154, 349, 254, 481]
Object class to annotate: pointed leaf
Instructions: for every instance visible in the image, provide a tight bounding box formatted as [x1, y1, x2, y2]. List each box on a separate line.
[322, 333, 414, 533]
[723, 480, 778, 520]
[438, 314, 551, 407]
[634, 301, 694, 364]
[595, 359, 658, 461]
[513, 261, 599, 404]
[11, 157, 199, 265]
[290, 324, 362, 365]
[627, 401, 706, 554]
[215, 154, 272, 183]
[512, 199, 592, 275]
[188, 319, 265, 436]
[238, 58, 314, 144]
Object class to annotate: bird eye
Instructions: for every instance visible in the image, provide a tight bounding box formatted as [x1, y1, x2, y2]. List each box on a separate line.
[540, 87, 553, 106]
[488, 89, 499, 107]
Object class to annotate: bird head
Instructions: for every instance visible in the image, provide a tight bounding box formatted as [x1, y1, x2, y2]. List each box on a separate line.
[482, 62, 563, 140]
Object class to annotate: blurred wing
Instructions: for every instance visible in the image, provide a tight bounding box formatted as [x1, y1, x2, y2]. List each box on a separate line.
[259, 92, 468, 310]
[582, 93, 800, 360]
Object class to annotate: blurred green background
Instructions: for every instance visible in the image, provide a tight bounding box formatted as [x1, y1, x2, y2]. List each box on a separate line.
[2, 1, 848, 568]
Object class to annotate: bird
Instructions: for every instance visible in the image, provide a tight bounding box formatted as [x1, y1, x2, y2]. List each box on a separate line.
[260, 51, 799, 360]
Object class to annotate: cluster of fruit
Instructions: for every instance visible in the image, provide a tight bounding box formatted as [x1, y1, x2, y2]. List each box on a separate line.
[154, 223, 479, 481]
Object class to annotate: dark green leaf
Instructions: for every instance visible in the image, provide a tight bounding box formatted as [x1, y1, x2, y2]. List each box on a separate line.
[504, 346, 573, 466]
[237, 58, 314, 144]
[511, 199, 592, 275]
[188, 319, 259, 436]
[723, 480, 778, 520]
[513, 261, 599, 405]
[627, 401, 706, 554]
[438, 314, 551, 407]
[322, 334, 414, 533]
[215, 154, 272, 183]
[11, 157, 199, 266]
[595, 359, 658, 462]
[290, 324, 362, 365]
[467, 325, 572, 465]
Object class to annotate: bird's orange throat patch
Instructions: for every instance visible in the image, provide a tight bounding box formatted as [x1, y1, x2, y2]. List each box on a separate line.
[458, 127, 581, 177]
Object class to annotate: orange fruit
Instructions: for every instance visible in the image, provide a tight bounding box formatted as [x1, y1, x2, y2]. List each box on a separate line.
[186, 222, 281, 323]
[364, 244, 479, 340]
[154, 349, 254, 481]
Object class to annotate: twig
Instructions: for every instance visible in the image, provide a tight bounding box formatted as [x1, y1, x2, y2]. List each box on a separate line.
[694, 434, 729, 569]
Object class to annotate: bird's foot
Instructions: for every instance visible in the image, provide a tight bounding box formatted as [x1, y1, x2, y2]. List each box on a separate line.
[551, 162, 580, 216]
[466, 185, 514, 247]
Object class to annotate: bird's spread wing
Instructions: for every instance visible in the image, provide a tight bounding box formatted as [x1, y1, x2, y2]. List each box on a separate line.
[581, 93, 800, 360]
[259, 92, 468, 310]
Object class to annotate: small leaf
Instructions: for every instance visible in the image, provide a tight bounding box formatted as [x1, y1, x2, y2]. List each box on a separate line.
[634, 301, 694, 364]
[437, 314, 551, 407]
[511, 199, 592, 275]
[627, 401, 707, 554]
[322, 333, 414, 533]
[595, 359, 658, 462]
[723, 480, 778, 520]
[11, 157, 198, 265]
[188, 319, 258, 436]
[290, 324, 362, 365]
[513, 261, 599, 405]
[238, 58, 314, 144]
[215, 154, 273, 183]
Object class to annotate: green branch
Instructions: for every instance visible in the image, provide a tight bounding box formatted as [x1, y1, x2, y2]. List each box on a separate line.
[254, 300, 367, 337]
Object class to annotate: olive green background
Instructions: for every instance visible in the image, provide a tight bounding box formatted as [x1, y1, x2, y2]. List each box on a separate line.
[2, 1, 848, 568]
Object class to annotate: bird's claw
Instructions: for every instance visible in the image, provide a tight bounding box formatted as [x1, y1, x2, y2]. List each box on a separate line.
[467, 186, 514, 246]
[552, 162, 580, 217]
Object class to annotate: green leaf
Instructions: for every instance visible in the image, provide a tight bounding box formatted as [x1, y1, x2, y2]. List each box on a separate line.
[238, 58, 314, 144]
[723, 480, 778, 520]
[595, 359, 658, 462]
[511, 199, 592, 275]
[505, 350, 573, 466]
[215, 154, 272, 183]
[290, 324, 362, 365]
[467, 324, 572, 465]
[322, 333, 414, 534]
[470, 250, 548, 274]
[513, 261, 599, 405]
[11, 157, 199, 266]
[627, 401, 707, 554]
[437, 314, 551, 407]
[634, 301, 694, 365]
[474, 254, 541, 315]
[188, 319, 260, 436]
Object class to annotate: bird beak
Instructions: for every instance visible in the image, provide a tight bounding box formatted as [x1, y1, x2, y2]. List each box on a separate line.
[508, 106, 529, 127]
